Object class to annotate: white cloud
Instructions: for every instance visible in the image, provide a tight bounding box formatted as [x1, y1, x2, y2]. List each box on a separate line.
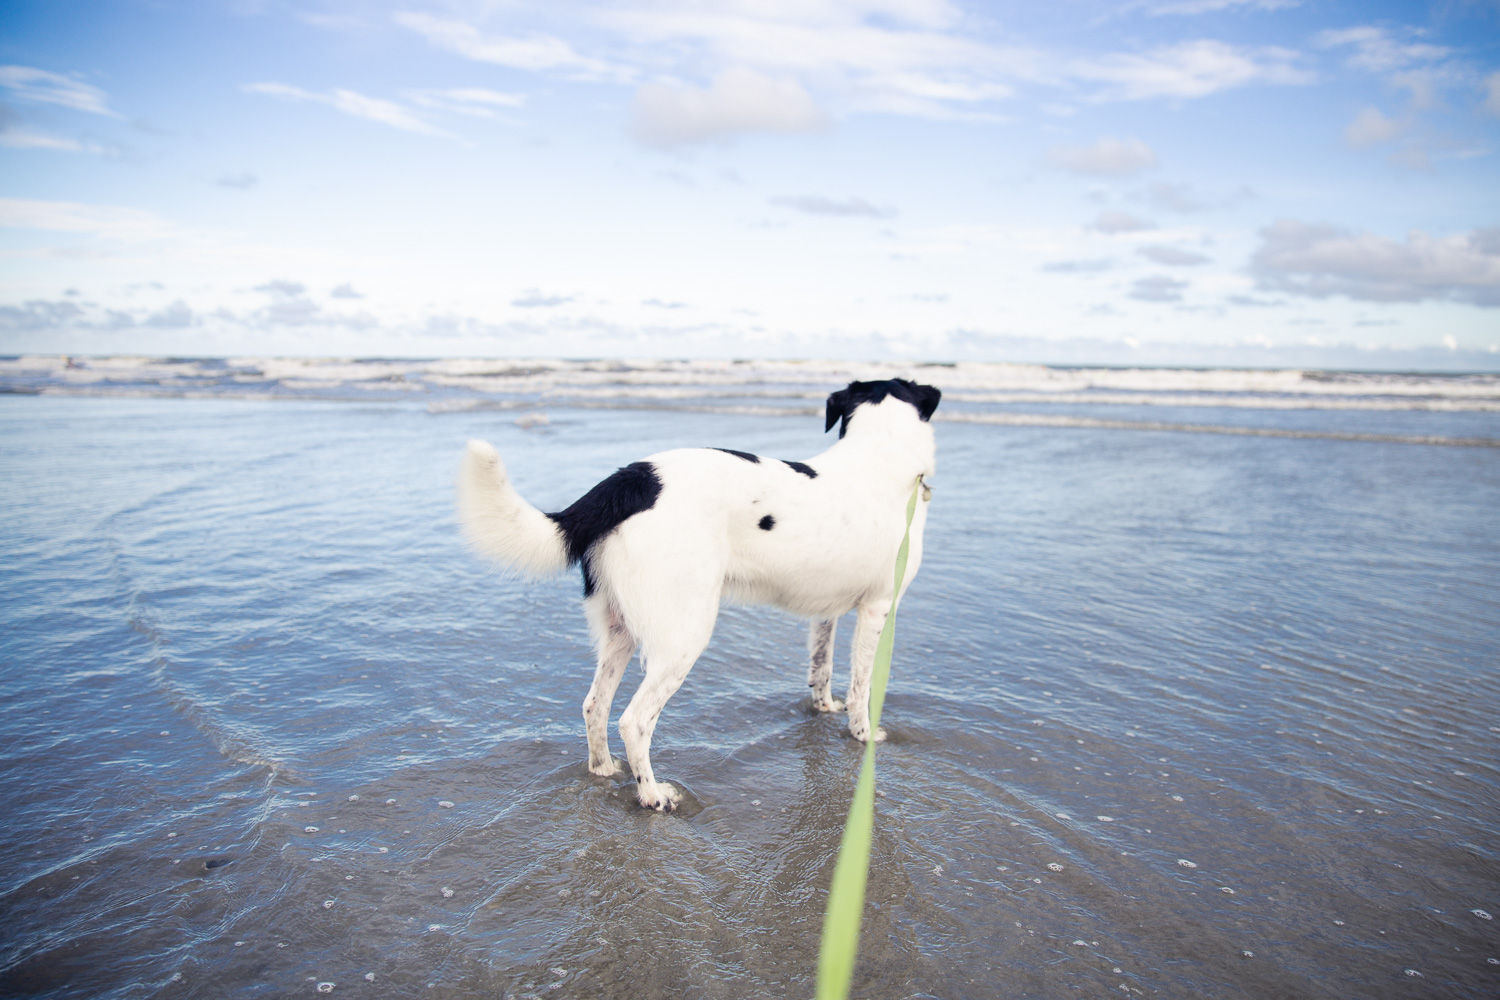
[406, 88, 526, 118]
[383, 4, 1316, 128]
[1041, 258, 1113, 273]
[1344, 106, 1402, 147]
[395, 11, 619, 79]
[0, 127, 101, 154]
[0, 197, 179, 241]
[1092, 211, 1157, 233]
[244, 82, 449, 137]
[770, 194, 894, 217]
[1143, 180, 1241, 213]
[1316, 26, 1449, 74]
[1143, 0, 1299, 13]
[1048, 136, 1158, 176]
[512, 289, 575, 308]
[1130, 275, 1189, 302]
[144, 300, 196, 329]
[1072, 40, 1312, 100]
[630, 68, 829, 147]
[0, 65, 119, 117]
[1251, 219, 1500, 306]
[1138, 245, 1210, 265]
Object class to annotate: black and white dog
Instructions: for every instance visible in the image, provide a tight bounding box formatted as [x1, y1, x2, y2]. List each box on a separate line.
[457, 378, 940, 811]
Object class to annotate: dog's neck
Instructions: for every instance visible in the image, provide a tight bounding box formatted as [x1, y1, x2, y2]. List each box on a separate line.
[819, 397, 936, 488]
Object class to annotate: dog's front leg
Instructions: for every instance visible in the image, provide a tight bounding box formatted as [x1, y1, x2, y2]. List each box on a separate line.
[807, 618, 843, 712]
[845, 600, 891, 743]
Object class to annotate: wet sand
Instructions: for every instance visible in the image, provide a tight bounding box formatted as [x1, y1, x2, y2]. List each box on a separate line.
[1, 392, 1497, 998]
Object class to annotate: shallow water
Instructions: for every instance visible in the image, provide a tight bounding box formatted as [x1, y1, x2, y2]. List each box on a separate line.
[2, 387, 1498, 999]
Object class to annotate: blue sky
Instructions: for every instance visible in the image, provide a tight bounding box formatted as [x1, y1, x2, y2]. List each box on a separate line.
[2, 0, 1498, 368]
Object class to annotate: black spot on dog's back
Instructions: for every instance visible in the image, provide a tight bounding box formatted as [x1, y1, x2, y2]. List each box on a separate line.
[549, 462, 663, 596]
[713, 448, 760, 463]
[782, 460, 817, 479]
[759, 515, 775, 531]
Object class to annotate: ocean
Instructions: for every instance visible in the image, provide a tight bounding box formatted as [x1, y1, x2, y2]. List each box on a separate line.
[1, 355, 1497, 998]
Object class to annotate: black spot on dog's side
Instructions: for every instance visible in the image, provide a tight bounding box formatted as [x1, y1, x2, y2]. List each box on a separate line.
[824, 378, 942, 438]
[713, 448, 760, 463]
[759, 515, 775, 531]
[782, 460, 818, 479]
[548, 461, 663, 597]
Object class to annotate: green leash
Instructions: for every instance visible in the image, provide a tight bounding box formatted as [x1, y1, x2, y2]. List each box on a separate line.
[815, 476, 922, 1000]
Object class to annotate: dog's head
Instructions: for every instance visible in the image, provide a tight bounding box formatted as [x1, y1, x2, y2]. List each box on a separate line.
[824, 378, 942, 438]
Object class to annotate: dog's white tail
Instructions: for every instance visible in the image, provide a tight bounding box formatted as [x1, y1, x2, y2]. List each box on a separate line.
[457, 439, 568, 577]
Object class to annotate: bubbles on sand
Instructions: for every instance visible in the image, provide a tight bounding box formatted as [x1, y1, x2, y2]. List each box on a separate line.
[1177, 859, 1198, 869]
[1472, 909, 1493, 920]
[440, 887, 454, 898]
[304, 826, 319, 833]
[1404, 969, 1423, 978]
[323, 900, 335, 909]
[317, 983, 335, 993]
[1047, 863, 1065, 871]
[438, 800, 455, 809]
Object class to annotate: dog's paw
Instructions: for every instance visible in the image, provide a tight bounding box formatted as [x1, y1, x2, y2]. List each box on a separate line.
[850, 725, 888, 743]
[589, 756, 626, 777]
[638, 782, 680, 813]
[811, 696, 845, 713]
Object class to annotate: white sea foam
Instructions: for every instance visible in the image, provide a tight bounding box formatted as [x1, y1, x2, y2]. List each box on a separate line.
[5, 354, 1497, 409]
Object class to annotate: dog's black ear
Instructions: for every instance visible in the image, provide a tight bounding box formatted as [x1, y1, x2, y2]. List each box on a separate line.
[824, 389, 850, 434]
[914, 384, 941, 422]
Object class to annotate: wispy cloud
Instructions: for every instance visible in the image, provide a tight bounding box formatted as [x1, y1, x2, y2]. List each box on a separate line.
[1130, 275, 1190, 302]
[1316, 26, 1449, 74]
[1092, 211, 1157, 233]
[1041, 258, 1114, 273]
[395, 11, 620, 79]
[1138, 245, 1210, 265]
[405, 87, 526, 118]
[1252, 219, 1500, 306]
[512, 289, 574, 308]
[1048, 136, 1158, 176]
[0, 65, 120, 117]
[1072, 40, 1312, 100]
[0, 197, 180, 240]
[1343, 106, 1402, 148]
[770, 194, 895, 218]
[1141, 0, 1299, 13]
[244, 82, 449, 137]
[631, 69, 828, 147]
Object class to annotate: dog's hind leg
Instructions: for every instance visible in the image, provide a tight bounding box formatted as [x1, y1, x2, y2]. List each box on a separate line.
[845, 599, 891, 743]
[807, 618, 843, 712]
[583, 599, 635, 776]
[618, 642, 705, 812]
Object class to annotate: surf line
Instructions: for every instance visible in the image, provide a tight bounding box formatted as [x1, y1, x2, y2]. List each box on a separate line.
[938, 411, 1500, 448]
[816, 477, 920, 1000]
